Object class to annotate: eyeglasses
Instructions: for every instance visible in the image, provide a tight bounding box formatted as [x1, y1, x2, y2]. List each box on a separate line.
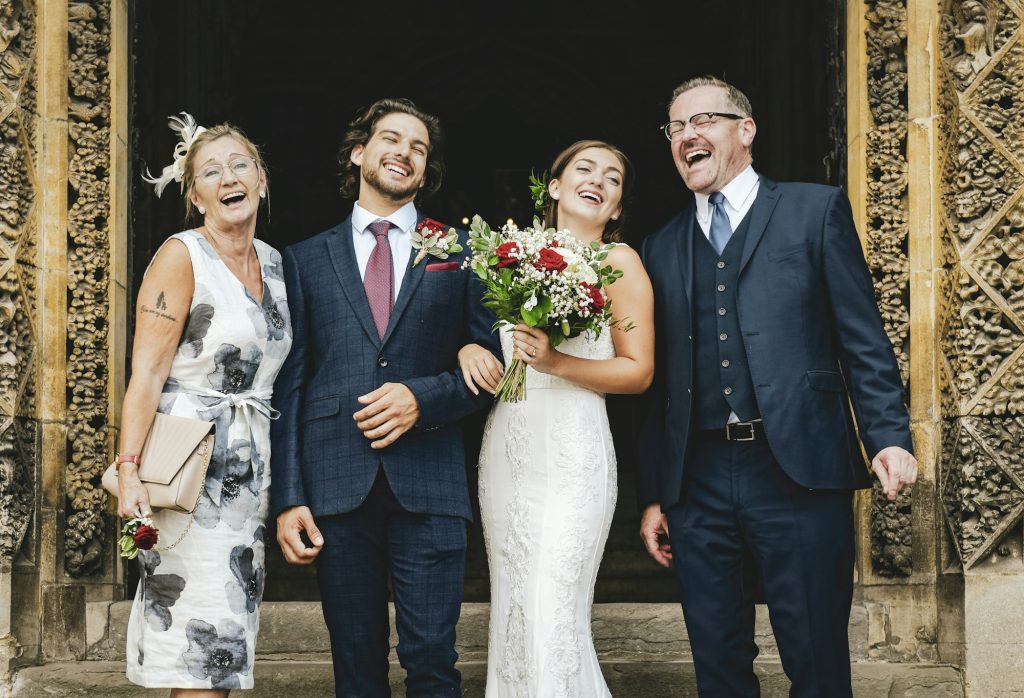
[660, 112, 744, 141]
[195, 156, 258, 184]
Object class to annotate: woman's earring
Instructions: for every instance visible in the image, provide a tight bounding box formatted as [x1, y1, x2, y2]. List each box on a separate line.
[259, 190, 266, 198]
[551, 193, 560, 200]
[198, 206, 206, 215]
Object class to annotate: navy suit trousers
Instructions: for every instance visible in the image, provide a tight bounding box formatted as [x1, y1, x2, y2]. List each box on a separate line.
[314, 469, 466, 698]
[666, 437, 855, 698]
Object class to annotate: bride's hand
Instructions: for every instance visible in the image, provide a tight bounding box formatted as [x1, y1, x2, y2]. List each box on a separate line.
[513, 324, 560, 375]
[458, 343, 504, 395]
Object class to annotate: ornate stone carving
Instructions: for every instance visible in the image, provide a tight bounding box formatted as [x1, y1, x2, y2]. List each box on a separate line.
[825, 0, 848, 188]
[864, 0, 913, 577]
[941, 417, 1024, 566]
[0, 0, 38, 563]
[939, 0, 1024, 567]
[64, 0, 110, 577]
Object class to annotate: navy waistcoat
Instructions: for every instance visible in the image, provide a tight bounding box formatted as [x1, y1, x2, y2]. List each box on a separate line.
[692, 212, 760, 429]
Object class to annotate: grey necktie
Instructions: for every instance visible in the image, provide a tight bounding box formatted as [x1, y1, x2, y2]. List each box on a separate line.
[708, 192, 732, 255]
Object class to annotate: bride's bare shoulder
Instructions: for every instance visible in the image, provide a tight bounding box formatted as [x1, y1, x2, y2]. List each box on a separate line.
[605, 242, 644, 272]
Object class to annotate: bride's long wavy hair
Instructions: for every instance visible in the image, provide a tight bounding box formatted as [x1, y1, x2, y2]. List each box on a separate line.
[542, 140, 635, 244]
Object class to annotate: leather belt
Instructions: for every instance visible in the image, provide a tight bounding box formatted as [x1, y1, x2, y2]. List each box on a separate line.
[698, 420, 766, 442]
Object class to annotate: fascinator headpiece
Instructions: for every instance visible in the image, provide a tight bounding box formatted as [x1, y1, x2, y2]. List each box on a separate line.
[142, 112, 208, 197]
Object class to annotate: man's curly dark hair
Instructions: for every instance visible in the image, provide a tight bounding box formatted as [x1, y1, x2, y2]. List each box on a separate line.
[337, 98, 445, 202]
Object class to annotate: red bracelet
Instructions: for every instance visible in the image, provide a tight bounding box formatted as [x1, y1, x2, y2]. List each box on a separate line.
[116, 454, 141, 471]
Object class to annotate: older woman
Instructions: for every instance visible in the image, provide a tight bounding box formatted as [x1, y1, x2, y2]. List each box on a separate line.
[117, 115, 291, 694]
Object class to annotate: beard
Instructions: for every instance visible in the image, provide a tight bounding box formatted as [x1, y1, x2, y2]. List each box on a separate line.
[361, 160, 422, 202]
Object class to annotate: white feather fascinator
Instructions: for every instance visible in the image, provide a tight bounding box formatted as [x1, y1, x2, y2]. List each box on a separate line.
[142, 112, 208, 197]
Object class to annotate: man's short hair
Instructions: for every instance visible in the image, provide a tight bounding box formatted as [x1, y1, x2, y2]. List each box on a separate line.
[669, 76, 753, 118]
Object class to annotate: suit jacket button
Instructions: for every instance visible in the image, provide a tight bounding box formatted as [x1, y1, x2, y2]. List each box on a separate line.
[723, 386, 733, 396]
[378, 357, 388, 368]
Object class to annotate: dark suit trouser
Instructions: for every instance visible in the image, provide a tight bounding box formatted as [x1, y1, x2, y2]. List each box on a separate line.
[314, 470, 466, 698]
[666, 437, 855, 698]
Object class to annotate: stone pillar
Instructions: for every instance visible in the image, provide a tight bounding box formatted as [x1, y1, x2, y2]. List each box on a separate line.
[0, 0, 125, 682]
[850, 0, 958, 665]
[936, 0, 1024, 695]
[0, 0, 40, 685]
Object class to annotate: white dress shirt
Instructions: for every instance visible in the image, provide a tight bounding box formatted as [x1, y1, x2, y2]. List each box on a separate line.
[350, 201, 416, 297]
[694, 165, 760, 241]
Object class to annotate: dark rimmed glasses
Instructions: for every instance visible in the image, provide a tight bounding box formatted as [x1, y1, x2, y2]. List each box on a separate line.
[660, 112, 744, 141]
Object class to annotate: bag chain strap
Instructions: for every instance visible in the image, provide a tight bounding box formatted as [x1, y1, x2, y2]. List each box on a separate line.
[153, 436, 212, 552]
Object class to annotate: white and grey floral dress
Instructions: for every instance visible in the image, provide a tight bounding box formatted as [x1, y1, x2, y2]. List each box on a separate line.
[126, 230, 292, 690]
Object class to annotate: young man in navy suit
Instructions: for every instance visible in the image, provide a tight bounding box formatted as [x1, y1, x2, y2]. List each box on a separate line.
[271, 98, 498, 697]
[637, 76, 918, 697]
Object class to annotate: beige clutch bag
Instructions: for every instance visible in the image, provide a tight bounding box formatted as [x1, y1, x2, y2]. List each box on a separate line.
[102, 412, 215, 513]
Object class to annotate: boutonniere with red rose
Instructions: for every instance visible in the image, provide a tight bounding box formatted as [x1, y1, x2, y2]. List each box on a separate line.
[411, 218, 463, 266]
[118, 515, 160, 559]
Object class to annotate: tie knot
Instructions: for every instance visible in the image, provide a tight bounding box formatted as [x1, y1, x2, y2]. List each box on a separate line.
[709, 192, 725, 206]
[368, 220, 392, 239]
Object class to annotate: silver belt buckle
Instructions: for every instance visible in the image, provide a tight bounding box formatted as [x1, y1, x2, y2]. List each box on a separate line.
[726, 421, 756, 442]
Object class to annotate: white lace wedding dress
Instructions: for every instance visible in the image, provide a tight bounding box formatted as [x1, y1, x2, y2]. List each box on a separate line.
[479, 325, 617, 697]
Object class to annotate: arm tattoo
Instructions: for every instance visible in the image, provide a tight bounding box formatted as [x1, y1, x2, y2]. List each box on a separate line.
[141, 291, 177, 322]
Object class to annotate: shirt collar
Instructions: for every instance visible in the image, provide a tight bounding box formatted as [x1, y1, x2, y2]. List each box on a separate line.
[695, 165, 759, 220]
[352, 200, 418, 236]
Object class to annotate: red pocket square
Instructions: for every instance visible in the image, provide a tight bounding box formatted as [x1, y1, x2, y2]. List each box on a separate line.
[425, 261, 459, 272]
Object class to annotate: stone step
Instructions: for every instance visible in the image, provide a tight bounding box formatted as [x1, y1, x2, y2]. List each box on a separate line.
[11, 659, 964, 697]
[86, 601, 872, 663]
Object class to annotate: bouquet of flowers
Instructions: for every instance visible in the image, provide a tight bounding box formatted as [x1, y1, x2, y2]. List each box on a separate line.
[118, 515, 159, 559]
[465, 215, 628, 402]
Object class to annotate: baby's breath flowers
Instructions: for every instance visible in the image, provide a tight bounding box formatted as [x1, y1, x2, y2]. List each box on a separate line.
[465, 215, 629, 402]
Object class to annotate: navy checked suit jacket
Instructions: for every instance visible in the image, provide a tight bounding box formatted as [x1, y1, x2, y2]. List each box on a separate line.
[270, 213, 499, 521]
[637, 177, 913, 511]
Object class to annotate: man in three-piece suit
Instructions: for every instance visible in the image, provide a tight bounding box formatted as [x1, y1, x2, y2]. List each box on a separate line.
[270, 98, 498, 697]
[637, 77, 919, 697]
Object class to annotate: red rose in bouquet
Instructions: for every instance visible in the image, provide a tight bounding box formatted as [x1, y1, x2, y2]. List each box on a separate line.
[581, 283, 606, 312]
[535, 247, 567, 272]
[132, 524, 159, 551]
[496, 241, 522, 268]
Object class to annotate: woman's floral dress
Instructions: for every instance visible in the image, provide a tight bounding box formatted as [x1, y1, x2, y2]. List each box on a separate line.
[126, 230, 292, 689]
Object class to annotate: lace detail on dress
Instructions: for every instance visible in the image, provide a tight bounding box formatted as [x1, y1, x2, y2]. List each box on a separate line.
[497, 403, 533, 693]
[546, 401, 603, 697]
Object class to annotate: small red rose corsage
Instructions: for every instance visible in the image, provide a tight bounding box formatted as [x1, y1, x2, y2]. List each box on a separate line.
[412, 219, 463, 266]
[119, 516, 160, 559]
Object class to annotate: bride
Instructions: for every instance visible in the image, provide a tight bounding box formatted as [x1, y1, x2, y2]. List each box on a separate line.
[459, 140, 655, 697]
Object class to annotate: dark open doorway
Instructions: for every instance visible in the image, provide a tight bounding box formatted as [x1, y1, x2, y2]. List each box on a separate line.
[129, 0, 845, 602]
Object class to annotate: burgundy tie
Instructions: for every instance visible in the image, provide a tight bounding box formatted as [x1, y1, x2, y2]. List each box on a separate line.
[364, 219, 394, 338]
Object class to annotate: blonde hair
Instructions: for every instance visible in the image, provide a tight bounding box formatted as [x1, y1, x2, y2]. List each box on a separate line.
[181, 124, 269, 224]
